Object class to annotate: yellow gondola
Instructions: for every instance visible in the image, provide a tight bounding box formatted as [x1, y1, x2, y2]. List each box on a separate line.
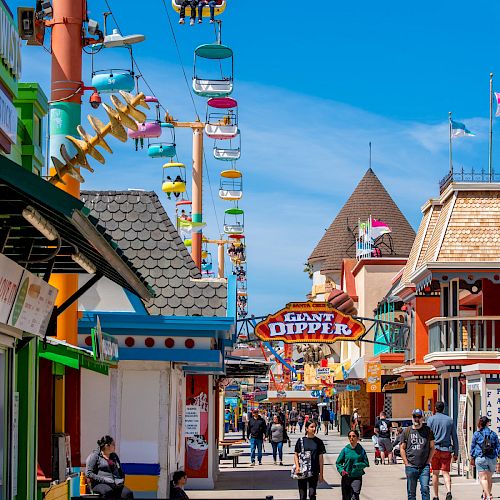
[219, 169, 242, 201]
[162, 162, 186, 195]
[172, 0, 227, 18]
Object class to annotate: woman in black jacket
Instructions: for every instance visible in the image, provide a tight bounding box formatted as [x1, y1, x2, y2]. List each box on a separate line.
[85, 435, 134, 499]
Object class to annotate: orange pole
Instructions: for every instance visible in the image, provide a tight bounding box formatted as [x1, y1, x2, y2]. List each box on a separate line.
[217, 242, 224, 278]
[48, 0, 85, 344]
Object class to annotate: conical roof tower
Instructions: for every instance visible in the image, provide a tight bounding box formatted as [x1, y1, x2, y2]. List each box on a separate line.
[308, 168, 416, 275]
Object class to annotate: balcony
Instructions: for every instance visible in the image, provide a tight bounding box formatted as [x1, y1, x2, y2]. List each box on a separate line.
[439, 167, 500, 193]
[427, 316, 500, 353]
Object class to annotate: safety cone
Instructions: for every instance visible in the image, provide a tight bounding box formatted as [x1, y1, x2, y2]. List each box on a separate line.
[80, 471, 87, 494]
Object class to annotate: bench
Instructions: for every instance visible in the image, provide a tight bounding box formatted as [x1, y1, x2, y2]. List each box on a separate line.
[219, 449, 243, 467]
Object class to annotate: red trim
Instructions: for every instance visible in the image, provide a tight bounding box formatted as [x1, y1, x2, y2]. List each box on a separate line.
[352, 259, 407, 277]
[369, 353, 405, 365]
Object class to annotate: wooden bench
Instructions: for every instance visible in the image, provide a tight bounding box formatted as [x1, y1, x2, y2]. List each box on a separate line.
[219, 449, 243, 467]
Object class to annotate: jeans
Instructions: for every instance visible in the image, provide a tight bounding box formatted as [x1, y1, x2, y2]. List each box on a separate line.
[198, 1, 216, 20]
[224, 422, 230, 433]
[405, 464, 430, 500]
[92, 484, 134, 499]
[271, 441, 283, 461]
[250, 437, 263, 464]
[341, 475, 362, 500]
[298, 422, 304, 432]
[298, 474, 319, 500]
[180, 0, 197, 19]
[242, 422, 247, 440]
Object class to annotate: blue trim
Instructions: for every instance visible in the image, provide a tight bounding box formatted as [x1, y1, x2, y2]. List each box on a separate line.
[121, 463, 160, 475]
[123, 288, 148, 315]
[119, 347, 223, 364]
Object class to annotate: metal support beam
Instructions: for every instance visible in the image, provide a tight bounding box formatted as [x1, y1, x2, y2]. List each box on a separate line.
[55, 273, 103, 317]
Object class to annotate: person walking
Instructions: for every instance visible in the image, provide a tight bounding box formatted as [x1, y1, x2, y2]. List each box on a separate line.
[247, 409, 267, 466]
[470, 416, 500, 500]
[294, 421, 325, 500]
[374, 411, 393, 465]
[241, 407, 249, 442]
[351, 408, 361, 434]
[329, 407, 336, 431]
[427, 401, 459, 500]
[289, 407, 298, 433]
[267, 414, 288, 465]
[400, 409, 435, 500]
[336, 429, 369, 500]
[321, 406, 331, 435]
[298, 412, 305, 433]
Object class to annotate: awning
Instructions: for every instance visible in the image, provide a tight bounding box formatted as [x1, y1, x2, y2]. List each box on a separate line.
[0, 156, 154, 301]
[38, 337, 110, 375]
[345, 355, 368, 380]
[225, 355, 272, 377]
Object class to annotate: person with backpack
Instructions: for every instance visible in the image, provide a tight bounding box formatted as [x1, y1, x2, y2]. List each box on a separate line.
[427, 401, 459, 500]
[374, 411, 393, 465]
[336, 429, 369, 500]
[470, 416, 500, 500]
[293, 421, 325, 500]
[400, 409, 435, 500]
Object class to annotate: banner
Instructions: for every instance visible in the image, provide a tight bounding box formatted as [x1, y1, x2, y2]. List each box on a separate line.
[366, 361, 382, 393]
[255, 302, 365, 344]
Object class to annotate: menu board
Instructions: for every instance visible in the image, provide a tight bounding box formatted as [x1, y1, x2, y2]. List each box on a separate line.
[0, 253, 23, 324]
[184, 405, 200, 437]
[7, 270, 58, 336]
[366, 361, 382, 393]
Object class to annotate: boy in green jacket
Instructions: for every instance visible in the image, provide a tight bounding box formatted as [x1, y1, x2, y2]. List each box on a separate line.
[336, 429, 369, 500]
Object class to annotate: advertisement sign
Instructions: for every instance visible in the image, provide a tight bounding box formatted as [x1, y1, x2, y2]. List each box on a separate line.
[7, 269, 57, 336]
[486, 384, 500, 434]
[316, 367, 331, 378]
[184, 406, 200, 437]
[254, 302, 365, 344]
[457, 394, 468, 469]
[185, 375, 209, 478]
[0, 253, 23, 324]
[366, 361, 382, 393]
[381, 375, 407, 393]
[334, 383, 361, 393]
[91, 317, 119, 363]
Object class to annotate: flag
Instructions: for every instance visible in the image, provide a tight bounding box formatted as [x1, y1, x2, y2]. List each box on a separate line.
[495, 92, 500, 117]
[451, 120, 475, 137]
[371, 219, 392, 238]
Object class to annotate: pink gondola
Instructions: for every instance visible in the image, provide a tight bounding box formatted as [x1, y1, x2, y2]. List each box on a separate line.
[205, 97, 238, 140]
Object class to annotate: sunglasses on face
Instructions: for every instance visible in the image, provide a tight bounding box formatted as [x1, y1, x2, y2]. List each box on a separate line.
[413, 415, 423, 419]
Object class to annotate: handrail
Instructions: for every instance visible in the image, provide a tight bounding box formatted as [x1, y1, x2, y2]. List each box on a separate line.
[426, 316, 500, 326]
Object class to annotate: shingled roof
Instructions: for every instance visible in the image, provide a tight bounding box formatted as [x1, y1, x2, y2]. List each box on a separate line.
[308, 169, 416, 274]
[81, 190, 227, 317]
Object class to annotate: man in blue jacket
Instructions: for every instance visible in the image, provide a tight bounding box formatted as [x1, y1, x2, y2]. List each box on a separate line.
[427, 402, 459, 500]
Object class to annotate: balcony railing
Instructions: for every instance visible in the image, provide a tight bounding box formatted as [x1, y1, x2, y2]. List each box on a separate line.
[427, 317, 500, 353]
[439, 167, 500, 193]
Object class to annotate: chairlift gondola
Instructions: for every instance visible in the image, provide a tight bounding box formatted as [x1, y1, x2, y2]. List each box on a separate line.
[148, 123, 176, 158]
[205, 97, 238, 139]
[127, 96, 162, 149]
[90, 39, 135, 94]
[172, 0, 227, 18]
[219, 169, 242, 200]
[224, 207, 244, 234]
[162, 162, 186, 198]
[193, 43, 233, 97]
[214, 130, 241, 161]
[228, 234, 245, 263]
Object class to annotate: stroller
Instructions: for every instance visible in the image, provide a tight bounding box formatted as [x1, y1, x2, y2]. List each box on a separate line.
[372, 435, 382, 465]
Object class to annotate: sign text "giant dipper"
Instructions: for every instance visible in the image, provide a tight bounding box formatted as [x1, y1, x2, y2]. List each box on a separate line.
[254, 302, 365, 344]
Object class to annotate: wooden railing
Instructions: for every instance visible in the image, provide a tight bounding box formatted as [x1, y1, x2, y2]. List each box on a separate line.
[427, 316, 500, 352]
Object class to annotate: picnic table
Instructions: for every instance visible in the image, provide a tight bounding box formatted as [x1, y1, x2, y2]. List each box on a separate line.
[219, 439, 245, 467]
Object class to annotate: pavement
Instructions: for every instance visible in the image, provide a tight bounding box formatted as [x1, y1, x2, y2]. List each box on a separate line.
[186, 430, 494, 499]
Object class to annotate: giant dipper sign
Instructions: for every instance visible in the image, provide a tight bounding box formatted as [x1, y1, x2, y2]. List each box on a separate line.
[254, 302, 365, 344]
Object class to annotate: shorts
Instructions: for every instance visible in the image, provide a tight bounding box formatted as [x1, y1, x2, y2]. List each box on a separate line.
[475, 456, 497, 473]
[378, 437, 393, 453]
[431, 450, 452, 472]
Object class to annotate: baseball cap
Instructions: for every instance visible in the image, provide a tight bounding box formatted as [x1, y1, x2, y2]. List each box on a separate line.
[412, 409, 423, 417]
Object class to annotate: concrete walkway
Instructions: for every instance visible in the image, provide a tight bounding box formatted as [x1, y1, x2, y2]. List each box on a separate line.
[187, 430, 488, 499]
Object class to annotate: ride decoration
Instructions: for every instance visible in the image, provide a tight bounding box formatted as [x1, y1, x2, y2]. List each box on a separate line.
[254, 302, 366, 344]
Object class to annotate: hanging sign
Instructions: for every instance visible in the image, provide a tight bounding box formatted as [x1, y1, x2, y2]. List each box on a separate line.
[381, 375, 407, 393]
[254, 302, 365, 344]
[366, 361, 382, 393]
[91, 316, 119, 364]
[316, 367, 331, 378]
[0, 253, 23, 324]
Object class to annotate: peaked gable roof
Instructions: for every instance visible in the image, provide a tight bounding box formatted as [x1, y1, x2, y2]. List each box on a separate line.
[81, 190, 227, 317]
[308, 168, 416, 274]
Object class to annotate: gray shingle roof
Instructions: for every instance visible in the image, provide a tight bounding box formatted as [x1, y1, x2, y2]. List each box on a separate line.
[81, 190, 227, 317]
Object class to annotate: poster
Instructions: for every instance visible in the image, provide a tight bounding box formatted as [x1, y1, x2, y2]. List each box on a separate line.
[0, 253, 23, 324]
[381, 375, 407, 394]
[185, 375, 209, 478]
[486, 384, 500, 434]
[185, 406, 200, 436]
[366, 361, 382, 393]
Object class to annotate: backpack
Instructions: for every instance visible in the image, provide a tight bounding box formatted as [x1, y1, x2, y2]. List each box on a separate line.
[290, 438, 313, 479]
[480, 430, 495, 457]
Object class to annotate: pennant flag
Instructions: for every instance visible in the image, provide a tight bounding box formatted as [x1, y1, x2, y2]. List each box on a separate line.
[451, 120, 475, 137]
[495, 92, 500, 117]
[371, 219, 392, 238]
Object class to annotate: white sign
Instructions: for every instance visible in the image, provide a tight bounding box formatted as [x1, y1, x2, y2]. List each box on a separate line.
[7, 270, 58, 336]
[316, 367, 331, 378]
[485, 384, 500, 435]
[0, 90, 17, 144]
[0, 6, 22, 78]
[184, 405, 200, 437]
[0, 253, 23, 324]
[467, 381, 481, 392]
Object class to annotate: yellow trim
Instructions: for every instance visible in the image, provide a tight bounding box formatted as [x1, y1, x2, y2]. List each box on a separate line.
[125, 475, 159, 491]
[221, 169, 242, 179]
[54, 375, 65, 433]
[163, 162, 186, 169]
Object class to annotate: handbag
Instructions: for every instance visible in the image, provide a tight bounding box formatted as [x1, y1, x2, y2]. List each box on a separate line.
[291, 437, 313, 479]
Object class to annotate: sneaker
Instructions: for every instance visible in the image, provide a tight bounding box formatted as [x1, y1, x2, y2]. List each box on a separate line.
[274, 461, 277, 465]
[432, 498, 439, 500]
[259, 462, 262, 465]
[198, 19, 202, 23]
[280, 461, 283, 466]
[446, 494, 452, 500]
[179, 18, 185, 24]
[190, 18, 195, 25]
[250, 462, 255, 467]
[209, 19, 214, 23]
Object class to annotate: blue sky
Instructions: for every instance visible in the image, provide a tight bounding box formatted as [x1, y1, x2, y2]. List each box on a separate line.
[12, 0, 500, 316]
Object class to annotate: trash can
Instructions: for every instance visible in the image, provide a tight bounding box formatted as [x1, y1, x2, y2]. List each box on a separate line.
[340, 414, 351, 436]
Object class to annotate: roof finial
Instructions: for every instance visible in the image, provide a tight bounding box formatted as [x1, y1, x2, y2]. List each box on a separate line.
[369, 141, 372, 172]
